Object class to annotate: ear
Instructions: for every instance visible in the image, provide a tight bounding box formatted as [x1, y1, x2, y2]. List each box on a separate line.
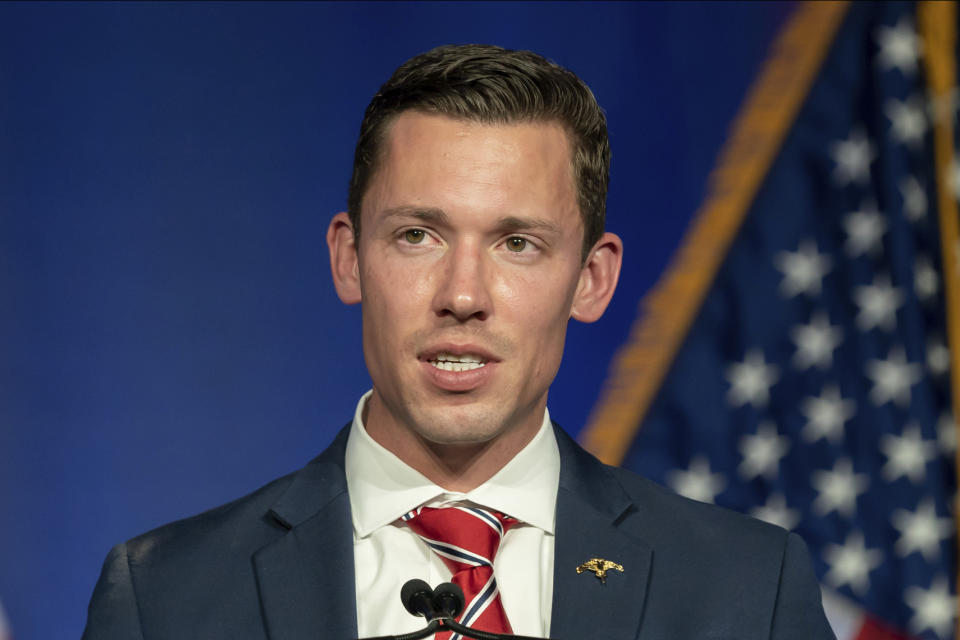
[327, 211, 362, 305]
[570, 232, 623, 323]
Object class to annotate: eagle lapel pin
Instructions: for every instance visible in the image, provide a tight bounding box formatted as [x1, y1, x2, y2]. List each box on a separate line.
[576, 557, 624, 584]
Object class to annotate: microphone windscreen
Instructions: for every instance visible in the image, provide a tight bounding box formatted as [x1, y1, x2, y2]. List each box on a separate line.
[400, 578, 435, 617]
[433, 582, 465, 618]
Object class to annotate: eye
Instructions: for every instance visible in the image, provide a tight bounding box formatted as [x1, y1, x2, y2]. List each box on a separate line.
[505, 237, 527, 252]
[404, 229, 426, 244]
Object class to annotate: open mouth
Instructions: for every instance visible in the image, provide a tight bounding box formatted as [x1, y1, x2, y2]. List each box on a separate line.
[428, 352, 487, 372]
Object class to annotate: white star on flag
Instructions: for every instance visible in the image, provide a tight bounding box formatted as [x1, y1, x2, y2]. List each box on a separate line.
[927, 336, 951, 377]
[880, 422, 936, 484]
[725, 349, 779, 408]
[914, 254, 940, 302]
[831, 129, 876, 185]
[844, 201, 887, 257]
[823, 531, 884, 596]
[905, 575, 955, 639]
[865, 346, 923, 407]
[800, 384, 856, 445]
[812, 458, 869, 518]
[774, 240, 832, 298]
[750, 494, 800, 531]
[790, 311, 843, 370]
[891, 498, 953, 561]
[885, 96, 927, 147]
[738, 422, 790, 480]
[874, 16, 922, 76]
[668, 456, 727, 504]
[853, 274, 904, 332]
[900, 176, 928, 222]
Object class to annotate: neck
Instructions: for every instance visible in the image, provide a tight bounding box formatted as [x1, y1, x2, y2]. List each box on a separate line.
[362, 395, 544, 492]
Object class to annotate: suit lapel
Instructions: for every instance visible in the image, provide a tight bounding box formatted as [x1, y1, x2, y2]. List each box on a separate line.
[253, 429, 359, 640]
[550, 427, 652, 640]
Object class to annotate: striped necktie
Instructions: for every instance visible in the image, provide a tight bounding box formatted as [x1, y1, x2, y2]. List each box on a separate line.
[401, 505, 518, 639]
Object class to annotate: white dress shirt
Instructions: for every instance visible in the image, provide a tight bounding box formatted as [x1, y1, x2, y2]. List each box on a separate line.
[345, 391, 560, 639]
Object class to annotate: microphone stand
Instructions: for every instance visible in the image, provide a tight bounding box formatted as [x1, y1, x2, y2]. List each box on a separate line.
[439, 617, 545, 640]
[362, 619, 441, 640]
[362, 618, 545, 640]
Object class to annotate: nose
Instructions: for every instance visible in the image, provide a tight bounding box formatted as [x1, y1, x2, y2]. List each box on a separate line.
[432, 241, 492, 322]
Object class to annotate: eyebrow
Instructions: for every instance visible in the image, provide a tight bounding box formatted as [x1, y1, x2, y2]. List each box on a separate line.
[380, 206, 449, 225]
[380, 206, 562, 235]
[497, 215, 562, 235]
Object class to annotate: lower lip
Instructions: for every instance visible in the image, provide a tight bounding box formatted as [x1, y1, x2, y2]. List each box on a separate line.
[420, 360, 495, 392]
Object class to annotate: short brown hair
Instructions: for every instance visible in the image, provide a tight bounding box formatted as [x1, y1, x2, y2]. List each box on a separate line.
[347, 44, 610, 260]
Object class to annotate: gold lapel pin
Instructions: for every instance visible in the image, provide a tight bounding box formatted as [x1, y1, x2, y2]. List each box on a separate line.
[576, 557, 624, 584]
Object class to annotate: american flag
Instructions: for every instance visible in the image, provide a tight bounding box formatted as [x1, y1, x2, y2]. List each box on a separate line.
[583, 1, 960, 638]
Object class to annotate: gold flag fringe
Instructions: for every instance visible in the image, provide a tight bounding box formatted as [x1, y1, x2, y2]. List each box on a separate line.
[580, 1, 850, 465]
[918, 1, 960, 634]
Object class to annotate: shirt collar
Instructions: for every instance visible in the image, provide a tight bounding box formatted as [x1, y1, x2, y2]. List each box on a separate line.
[345, 391, 560, 538]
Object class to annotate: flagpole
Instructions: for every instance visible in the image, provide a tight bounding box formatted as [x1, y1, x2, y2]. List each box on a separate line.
[918, 2, 960, 635]
[580, 1, 850, 466]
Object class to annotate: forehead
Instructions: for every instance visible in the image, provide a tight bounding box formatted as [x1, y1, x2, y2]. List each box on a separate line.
[362, 112, 580, 231]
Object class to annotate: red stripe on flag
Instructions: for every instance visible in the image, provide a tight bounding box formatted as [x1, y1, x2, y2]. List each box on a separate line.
[854, 616, 910, 640]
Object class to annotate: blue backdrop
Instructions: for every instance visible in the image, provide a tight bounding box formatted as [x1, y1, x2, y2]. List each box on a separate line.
[0, 2, 791, 637]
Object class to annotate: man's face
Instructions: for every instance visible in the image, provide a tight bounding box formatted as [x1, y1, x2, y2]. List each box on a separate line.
[349, 112, 591, 450]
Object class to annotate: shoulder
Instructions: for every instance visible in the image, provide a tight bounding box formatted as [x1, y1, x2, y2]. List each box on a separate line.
[553, 429, 832, 636]
[608, 463, 789, 551]
[123, 425, 352, 567]
[123, 470, 297, 570]
[84, 428, 352, 637]
[85, 472, 300, 635]
[555, 424, 788, 554]
[84, 470, 302, 638]
[606, 466, 832, 637]
[555, 425, 795, 573]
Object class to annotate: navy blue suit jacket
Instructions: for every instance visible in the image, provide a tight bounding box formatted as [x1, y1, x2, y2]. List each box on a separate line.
[83, 424, 835, 639]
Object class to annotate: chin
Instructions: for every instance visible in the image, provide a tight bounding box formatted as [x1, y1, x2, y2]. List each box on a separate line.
[409, 407, 508, 446]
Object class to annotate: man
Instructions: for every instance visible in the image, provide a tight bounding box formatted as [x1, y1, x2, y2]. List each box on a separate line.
[84, 45, 834, 639]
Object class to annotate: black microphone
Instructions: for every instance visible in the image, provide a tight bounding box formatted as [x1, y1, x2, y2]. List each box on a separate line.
[432, 581, 465, 619]
[401, 579, 438, 621]
[358, 579, 548, 640]
[356, 580, 442, 640]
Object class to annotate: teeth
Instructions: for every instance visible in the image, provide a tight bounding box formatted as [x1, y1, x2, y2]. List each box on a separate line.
[427, 352, 488, 372]
[433, 352, 484, 364]
[431, 361, 485, 372]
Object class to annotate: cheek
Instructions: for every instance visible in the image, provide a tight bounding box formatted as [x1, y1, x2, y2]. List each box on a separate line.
[494, 268, 578, 336]
[362, 258, 436, 319]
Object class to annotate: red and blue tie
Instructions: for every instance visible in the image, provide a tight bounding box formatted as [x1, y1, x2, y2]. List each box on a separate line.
[401, 505, 518, 639]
